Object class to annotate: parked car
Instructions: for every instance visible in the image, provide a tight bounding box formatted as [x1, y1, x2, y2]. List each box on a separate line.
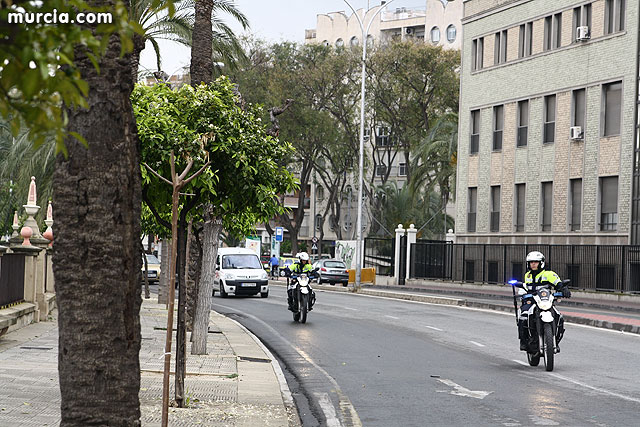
[141, 253, 161, 284]
[214, 248, 269, 298]
[279, 257, 298, 276]
[312, 259, 349, 286]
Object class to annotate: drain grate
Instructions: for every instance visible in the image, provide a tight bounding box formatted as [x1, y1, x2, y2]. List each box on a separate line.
[237, 356, 271, 363]
[19, 346, 53, 350]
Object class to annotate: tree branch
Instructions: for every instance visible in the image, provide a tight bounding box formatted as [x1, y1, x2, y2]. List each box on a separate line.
[144, 163, 172, 186]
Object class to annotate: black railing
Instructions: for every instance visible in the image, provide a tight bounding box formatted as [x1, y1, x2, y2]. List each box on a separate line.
[0, 254, 25, 308]
[411, 242, 640, 293]
[364, 237, 395, 276]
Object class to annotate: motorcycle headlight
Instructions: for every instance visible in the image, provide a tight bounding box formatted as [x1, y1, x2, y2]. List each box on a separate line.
[538, 300, 553, 311]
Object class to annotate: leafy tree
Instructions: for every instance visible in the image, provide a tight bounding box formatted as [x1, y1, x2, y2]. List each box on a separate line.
[0, 0, 140, 151]
[366, 41, 459, 185]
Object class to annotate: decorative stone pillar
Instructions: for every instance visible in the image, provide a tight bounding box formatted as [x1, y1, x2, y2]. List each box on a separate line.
[11, 243, 42, 322]
[9, 211, 22, 246]
[43, 201, 55, 294]
[22, 177, 49, 247]
[394, 224, 405, 284]
[446, 228, 456, 243]
[406, 224, 417, 280]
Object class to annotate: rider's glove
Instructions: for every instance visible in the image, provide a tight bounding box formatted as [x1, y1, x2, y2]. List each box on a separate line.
[562, 287, 571, 298]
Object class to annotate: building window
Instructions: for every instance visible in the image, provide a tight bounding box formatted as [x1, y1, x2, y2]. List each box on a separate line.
[494, 30, 507, 65]
[490, 185, 501, 232]
[472, 37, 484, 71]
[335, 38, 344, 47]
[376, 126, 390, 146]
[544, 13, 563, 51]
[315, 214, 323, 231]
[544, 95, 556, 144]
[517, 100, 529, 147]
[493, 105, 503, 150]
[376, 164, 387, 177]
[350, 36, 359, 47]
[605, 0, 626, 34]
[467, 187, 477, 232]
[398, 163, 407, 177]
[570, 178, 582, 231]
[572, 88, 586, 129]
[470, 109, 480, 154]
[573, 3, 592, 42]
[515, 183, 526, 232]
[446, 25, 457, 42]
[321, 40, 329, 46]
[602, 81, 622, 137]
[541, 181, 553, 231]
[367, 35, 374, 47]
[431, 26, 441, 44]
[487, 261, 499, 283]
[518, 22, 533, 58]
[600, 176, 618, 231]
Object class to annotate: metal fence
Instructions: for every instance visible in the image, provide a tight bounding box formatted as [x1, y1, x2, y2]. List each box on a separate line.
[364, 238, 395, 276]
[411, 242, 640, 293]
[0, 253, 25, 308]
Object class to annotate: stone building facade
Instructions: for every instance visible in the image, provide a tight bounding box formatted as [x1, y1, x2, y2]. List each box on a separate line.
[456, 0, 640, 245]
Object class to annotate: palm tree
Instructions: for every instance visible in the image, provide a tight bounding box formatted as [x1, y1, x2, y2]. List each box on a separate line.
[0, 122, 56, 236]
[130, 0, 249, 81]
[410, 111, 458, 209]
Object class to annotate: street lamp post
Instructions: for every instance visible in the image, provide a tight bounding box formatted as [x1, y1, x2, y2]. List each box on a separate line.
[343, 0, 398, 289]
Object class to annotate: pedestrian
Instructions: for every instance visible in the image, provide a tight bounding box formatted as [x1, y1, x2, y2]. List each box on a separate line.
[269, 254, 280, 279]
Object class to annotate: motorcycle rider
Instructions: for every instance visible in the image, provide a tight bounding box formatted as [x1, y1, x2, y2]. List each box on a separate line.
[518, 251, 571, 351]
[287, 252, 316, 312]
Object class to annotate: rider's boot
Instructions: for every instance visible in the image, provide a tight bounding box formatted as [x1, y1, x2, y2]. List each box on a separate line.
[518, 321, 528, 351]
[287, 289, 295, 311]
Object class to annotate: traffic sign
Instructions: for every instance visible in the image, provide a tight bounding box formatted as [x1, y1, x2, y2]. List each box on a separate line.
[275, 227, 283, 242]
[311, 236, 318, 244]
[311, 243, 318, 251]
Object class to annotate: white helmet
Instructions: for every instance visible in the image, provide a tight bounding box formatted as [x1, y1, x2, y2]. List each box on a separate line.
[526, 251, 545, 270]
[298, 252, 310, 261]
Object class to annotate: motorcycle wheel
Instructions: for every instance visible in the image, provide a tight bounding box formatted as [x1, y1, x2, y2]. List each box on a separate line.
[300, 294, 309, 323]
[527, 352, 540, 366]
[543, 323, 554, 371]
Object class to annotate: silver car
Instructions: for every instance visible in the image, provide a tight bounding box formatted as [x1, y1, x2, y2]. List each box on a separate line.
[312, 259, 349, 286]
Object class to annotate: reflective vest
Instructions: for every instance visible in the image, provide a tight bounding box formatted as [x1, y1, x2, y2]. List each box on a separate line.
[524, 269, 561, 289]
[290, 262, 313, 274]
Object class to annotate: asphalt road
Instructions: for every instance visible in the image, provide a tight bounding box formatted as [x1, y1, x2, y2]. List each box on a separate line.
[212, 285, 640, 427]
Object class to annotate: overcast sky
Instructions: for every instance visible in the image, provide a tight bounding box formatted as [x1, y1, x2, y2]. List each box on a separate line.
[139, 0, 423, 77]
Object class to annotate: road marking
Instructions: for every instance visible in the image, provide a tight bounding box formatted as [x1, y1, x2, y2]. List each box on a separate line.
[512, 359, 529, 366]
[436, 378, 492, 399]
[469, 340, 485, 347]
[385, 315, 399, 320]
[344, 307, 359, 311]
[315, 392, 342, 427]
[548, 373, 640, 404]
[425, 326, 443, 331]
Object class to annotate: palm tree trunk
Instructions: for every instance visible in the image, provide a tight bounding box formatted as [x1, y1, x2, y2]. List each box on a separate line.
[190, 0, 214, 85]
[53, 16, 142, 426]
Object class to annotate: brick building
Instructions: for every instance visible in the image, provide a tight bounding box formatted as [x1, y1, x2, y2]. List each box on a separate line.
[456, 0, 640, 245]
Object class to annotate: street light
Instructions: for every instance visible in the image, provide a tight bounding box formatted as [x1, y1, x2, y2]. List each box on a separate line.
[343, 0, 398, 289]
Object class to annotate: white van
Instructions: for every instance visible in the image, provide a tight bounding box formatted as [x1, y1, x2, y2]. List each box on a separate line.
[214, 247, 269, 298]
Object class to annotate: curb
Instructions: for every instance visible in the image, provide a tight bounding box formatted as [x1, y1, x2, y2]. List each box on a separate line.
[220, 311, 302, 427]
[269, 281, 640, 336]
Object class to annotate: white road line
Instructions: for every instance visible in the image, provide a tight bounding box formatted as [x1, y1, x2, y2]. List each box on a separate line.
[425, 326, 443, 331]
[436, 378, 492, 399]
[469, 340, 485, 347]
[315, 392, 342, 427]
[213, 302, 362, 427]
[343, 307, 359, 311]
[548, 373, 640, 404]
[512, 359, 529, 366]
[385, 315, 400, 320]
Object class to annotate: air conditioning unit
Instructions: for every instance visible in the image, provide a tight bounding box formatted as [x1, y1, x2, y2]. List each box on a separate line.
[570, 126, 584, 140]
[405, 27, 413, 35]
[576, 26, 590, 41]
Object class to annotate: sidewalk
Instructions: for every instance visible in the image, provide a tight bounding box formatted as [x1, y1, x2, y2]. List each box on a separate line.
[0, 299, 296, 426]
[269, 277, 640, 335]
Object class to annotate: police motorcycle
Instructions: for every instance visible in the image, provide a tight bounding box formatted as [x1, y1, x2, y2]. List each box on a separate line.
[285, 267, 318, 323]
[509, 278, 571, 372]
